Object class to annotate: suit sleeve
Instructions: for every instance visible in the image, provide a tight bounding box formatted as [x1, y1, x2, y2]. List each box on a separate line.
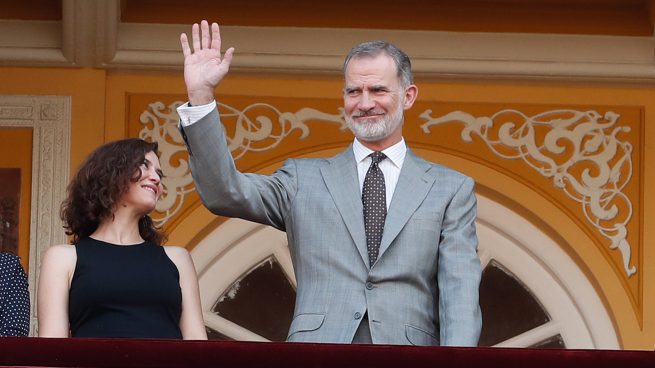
[437, 176, 482, 346]
[179, 107, 297, 230]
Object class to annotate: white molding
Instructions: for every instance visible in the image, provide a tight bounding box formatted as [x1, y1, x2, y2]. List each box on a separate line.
[95, 0, 120, 65]
[1, 0, 654, 82]
[106, 22, 655, 82]
[0, 0, 101, 67]
[0, 20, 62, 48]
[63, 0, 102, 67]
[0, 20, 69, 65]
[0, 95, 71, 336]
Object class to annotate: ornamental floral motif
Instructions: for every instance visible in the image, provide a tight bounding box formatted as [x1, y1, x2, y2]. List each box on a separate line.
[139, 101, 345, 226]
[420, 109, 636, 277]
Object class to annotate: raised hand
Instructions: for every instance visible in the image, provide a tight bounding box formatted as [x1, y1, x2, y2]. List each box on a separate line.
[180, 20, 235, 106]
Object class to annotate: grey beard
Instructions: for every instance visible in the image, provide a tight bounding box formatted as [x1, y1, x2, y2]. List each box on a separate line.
[345, 108, 403, 142]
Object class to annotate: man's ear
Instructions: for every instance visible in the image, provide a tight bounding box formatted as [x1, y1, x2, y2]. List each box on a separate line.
[403, 84, 418, 110]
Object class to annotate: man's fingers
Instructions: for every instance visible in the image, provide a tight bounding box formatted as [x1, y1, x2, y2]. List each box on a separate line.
[180, 33, 191, 57]
[200, 20, 210, 50]
[223, 47, 235, 69]
[191, 23, 200, 53]
[210, 22, 221, 52]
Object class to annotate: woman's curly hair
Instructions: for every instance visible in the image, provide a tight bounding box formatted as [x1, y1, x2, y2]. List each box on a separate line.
[60, 138, 166, 245]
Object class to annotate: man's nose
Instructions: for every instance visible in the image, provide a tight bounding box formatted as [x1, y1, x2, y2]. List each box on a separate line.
[358, 91, 375, 110]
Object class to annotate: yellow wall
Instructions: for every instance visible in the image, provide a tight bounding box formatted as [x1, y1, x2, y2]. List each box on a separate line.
[1, 66, 653, 349]
[0, 67, 106, 167]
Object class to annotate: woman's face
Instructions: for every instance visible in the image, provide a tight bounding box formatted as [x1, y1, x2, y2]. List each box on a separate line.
[121, 151, 163, 215]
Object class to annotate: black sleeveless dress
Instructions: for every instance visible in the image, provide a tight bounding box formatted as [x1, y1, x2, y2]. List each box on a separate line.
[68, 237, 183, 339]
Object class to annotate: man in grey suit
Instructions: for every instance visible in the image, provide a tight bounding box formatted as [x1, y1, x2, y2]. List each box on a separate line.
[177, 20, 482, 346]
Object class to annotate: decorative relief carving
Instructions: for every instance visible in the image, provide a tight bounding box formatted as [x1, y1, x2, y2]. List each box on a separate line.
[139, 101, 345, 226]
[36, 128, 55, 262]
[40, 103, 58, 120]
[0, 106, 33, 120]
[221, 103, 346, 160]
[420, 109, 636, 277]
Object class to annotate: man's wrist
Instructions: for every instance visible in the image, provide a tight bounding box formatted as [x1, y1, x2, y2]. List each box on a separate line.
[188, 89, 215, 106]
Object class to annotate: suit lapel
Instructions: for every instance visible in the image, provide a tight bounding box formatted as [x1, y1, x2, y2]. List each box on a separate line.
[377, 150, 435, 260]
[320, 147, 369, 267]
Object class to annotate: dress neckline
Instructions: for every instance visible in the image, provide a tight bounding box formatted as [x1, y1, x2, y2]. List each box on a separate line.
[87, 236, 147, 247]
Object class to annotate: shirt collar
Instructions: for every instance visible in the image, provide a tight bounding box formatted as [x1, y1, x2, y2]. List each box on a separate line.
[353, 138, 407, 169]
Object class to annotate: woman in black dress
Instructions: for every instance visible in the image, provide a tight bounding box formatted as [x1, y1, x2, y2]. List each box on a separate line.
[37, 139, 206, 339]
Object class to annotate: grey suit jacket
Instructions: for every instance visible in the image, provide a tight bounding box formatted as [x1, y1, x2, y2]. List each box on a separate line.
[182, 108, 482, 346]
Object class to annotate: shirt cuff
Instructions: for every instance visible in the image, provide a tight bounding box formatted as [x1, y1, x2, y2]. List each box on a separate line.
[177, 100, 217, 127]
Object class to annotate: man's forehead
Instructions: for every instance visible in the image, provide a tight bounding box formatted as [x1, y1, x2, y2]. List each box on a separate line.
[348, 59, 397, 80]
[345, 56, 399, 85]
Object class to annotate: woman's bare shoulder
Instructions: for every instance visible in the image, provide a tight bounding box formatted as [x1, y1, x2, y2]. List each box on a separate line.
[163, 245, 190, 258]
[42, 244, 77, 263]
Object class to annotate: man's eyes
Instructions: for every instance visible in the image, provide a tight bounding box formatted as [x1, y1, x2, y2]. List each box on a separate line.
[345, 88, 389, 95]
[371, 87, 390, 94]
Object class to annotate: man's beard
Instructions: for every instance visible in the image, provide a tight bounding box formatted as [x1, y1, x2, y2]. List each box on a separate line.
[345, 100, 404, 142]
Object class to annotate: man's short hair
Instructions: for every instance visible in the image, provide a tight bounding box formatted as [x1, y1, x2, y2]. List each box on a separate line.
[343, 40, 413, 88]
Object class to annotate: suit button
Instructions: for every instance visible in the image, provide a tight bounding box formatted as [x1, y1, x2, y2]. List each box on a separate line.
[366, 282, 374, 290]
[354, 312, 362, 320]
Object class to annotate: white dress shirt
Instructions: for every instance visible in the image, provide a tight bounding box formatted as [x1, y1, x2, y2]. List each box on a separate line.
[177, 100, 215, 127]
[352, 138, 405, 210]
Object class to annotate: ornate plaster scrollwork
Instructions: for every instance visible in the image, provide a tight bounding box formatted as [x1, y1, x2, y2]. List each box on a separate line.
[139, 101, 345, 226]
[221, 102, 347, 160]
[420, 109, 636, 277]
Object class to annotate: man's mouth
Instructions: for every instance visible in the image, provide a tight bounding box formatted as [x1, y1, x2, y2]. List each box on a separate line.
[353, 112, 384, 120]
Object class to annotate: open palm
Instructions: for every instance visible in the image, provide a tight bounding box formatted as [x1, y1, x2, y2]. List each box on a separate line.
[180, 21, 234, 105]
